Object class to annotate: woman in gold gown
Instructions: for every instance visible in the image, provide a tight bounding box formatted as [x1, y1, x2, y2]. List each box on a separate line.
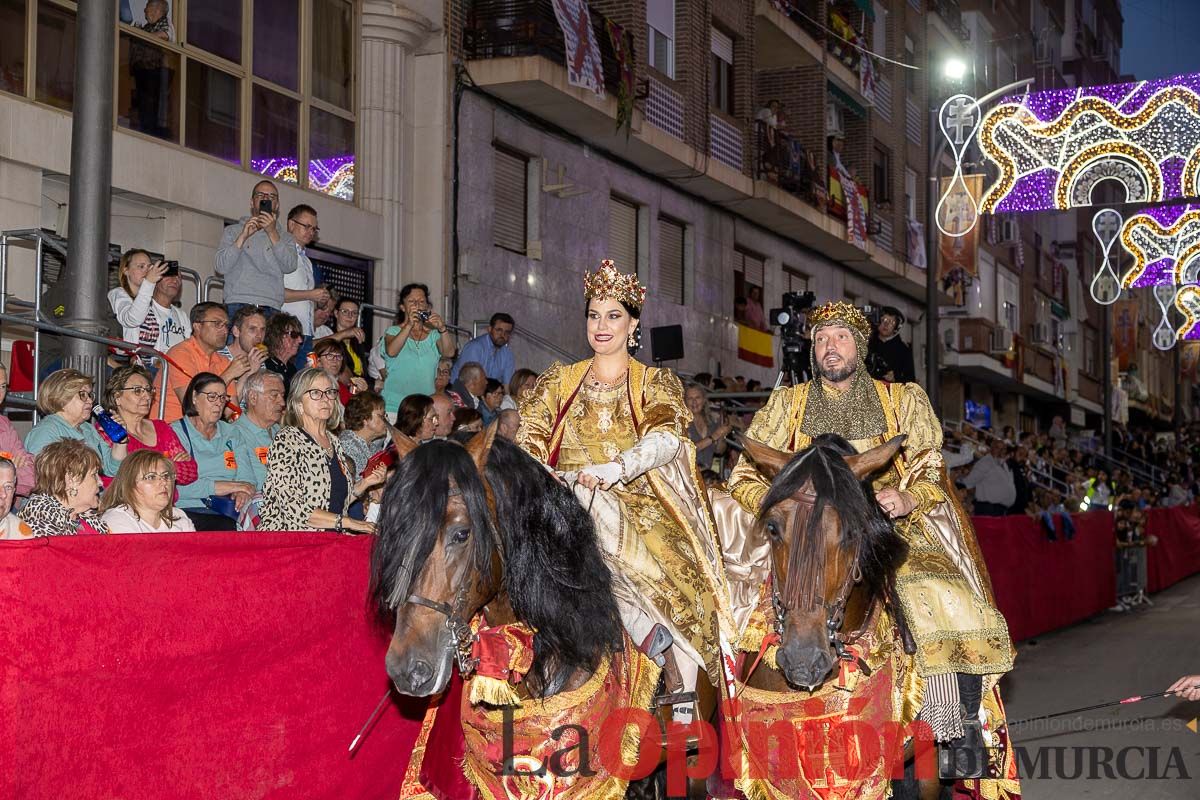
[516, 261, 734, 703]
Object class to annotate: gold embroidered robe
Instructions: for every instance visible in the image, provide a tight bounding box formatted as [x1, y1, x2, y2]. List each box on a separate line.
[517, 359, 736, 686]
[728, 379, 1015, 678]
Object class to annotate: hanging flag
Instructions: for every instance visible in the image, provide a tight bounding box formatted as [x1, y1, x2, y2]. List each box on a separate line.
[906, 218, 927, 268]
[550, 0, 606, 98]
[737, 323, 774, 368]
[938, 174, 983, 306]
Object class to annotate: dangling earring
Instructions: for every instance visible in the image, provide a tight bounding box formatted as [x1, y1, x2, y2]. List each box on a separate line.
[626, 331, 636, 348]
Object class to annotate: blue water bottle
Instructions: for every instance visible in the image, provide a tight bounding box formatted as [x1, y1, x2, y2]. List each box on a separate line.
[93, 404, 128, 444]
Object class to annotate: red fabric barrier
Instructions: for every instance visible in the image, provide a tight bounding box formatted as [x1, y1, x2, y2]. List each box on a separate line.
[0, 533, 425, 799]
[973, 512, 1116, 642]
[1145, 505, 1200, 593]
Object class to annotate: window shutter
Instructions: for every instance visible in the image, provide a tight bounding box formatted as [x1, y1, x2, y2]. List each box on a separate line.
[738, 249, 764, 287]
[608, 196, 639, 273]
[784, 268, 808, 294]
[658, 217, 685, 304]
[710, 28, 733, 64]
[493, 147, 527, 252]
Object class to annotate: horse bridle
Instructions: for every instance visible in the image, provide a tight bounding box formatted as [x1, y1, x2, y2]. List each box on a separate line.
[405, 590, 479, 676]
[768, 488, 866, 663]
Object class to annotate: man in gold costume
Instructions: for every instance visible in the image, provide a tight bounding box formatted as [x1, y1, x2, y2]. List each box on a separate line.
[517, 260, 736, 721]
[729, 300, 1015, 759]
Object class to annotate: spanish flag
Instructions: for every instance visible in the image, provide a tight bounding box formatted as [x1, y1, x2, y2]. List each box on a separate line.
[737, 323, 774, 368]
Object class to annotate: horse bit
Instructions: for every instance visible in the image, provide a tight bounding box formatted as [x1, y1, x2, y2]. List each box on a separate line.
[405, 590, 479, 676]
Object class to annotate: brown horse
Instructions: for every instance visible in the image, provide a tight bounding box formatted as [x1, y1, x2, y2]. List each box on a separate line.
[732, 433, 946, 800]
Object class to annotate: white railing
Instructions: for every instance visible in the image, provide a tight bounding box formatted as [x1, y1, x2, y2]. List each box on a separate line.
[709, 114, 743, 171]
[646, 77, 685, 141]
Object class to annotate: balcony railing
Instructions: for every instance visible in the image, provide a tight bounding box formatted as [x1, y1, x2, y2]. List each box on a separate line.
[766, 0, 825, 42]
[754, 120, 821, 206]
[930, 0, 971, 42]
[463, 0, 628, 97]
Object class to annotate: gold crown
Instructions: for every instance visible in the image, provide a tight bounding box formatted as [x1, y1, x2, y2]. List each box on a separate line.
[583, 259, 647, 308]
[807, 300, 871, 339]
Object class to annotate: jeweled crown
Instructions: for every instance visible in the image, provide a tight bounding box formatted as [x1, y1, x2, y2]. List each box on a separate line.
[807, 300, 871, 339]
[583, 259, 647, 308]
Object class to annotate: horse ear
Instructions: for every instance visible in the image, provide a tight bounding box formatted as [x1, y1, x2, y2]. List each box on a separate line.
[843, 434, 906, 480]
[390, 428, 419, 460]
[466, 421, 499, 470]
[740, 436, 792, 480]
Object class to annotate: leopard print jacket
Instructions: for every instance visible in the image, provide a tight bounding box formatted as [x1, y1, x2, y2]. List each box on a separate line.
[258, 426, 353, 531]
[18, 493, 110, 537]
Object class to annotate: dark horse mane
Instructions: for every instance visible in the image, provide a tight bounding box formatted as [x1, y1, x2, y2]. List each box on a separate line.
[760, 433, 908, 606]
[370, 438, 624, 691]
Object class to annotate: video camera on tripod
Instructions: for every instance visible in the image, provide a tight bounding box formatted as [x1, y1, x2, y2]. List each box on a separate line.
[768, 290, 816, 382]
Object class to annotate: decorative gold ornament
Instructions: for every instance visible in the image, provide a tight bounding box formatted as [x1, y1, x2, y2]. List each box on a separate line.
[583, 259, 647, 309]
[806, 300, 872, 339]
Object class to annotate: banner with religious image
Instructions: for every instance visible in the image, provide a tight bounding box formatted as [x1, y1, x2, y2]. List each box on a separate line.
[550, 0, 606, 98]
[938, 174, 983, 305]
[907, 218, 927, 268]
[1112, 299, 1139, 369]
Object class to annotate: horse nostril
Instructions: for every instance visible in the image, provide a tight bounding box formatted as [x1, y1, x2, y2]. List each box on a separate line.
[406, 660, 434, 688]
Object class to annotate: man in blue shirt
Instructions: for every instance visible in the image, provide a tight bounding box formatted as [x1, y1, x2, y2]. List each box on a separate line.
[451, 313, 515, 384]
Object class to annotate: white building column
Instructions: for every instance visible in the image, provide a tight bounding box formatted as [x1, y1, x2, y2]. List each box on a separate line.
[359, 0, 442, 324]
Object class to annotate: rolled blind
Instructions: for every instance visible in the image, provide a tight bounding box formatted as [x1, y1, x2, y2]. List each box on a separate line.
[658, 217, 685, 304]
[711, 28, 733, 63]
[734, 248, 764, 287]
[608, 196, 639, 273]
[493, 147, 527, 252]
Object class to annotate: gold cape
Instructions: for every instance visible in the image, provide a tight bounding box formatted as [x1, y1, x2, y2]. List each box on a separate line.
[517, 359, 737, 686]
[727, 380, 1015, 678]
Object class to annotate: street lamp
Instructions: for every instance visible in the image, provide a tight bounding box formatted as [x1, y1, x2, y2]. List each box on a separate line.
[924, 56, 968, 414]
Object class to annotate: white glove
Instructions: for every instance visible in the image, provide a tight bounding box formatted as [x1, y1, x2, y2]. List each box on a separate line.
[579, 461, 624, 489]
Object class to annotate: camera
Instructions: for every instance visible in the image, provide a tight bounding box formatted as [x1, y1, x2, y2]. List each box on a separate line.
[416, 310, 432, 323]
[768, 291, 816, 379]
[163, 261, 180, 277]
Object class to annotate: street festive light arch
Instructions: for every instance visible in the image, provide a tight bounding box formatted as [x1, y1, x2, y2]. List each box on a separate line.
[933, 72, 1200, 351]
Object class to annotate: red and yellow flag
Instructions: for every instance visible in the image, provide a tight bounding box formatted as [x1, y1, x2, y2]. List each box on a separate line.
[737, 323, 774, 368]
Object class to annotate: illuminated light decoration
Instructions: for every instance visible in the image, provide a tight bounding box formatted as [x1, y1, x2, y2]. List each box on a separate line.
[1118, 203, 1200, 288]
[935, 94, 981, 238]
[1152, 284, 1178, 350]
[1091, 208, 1123, 305]
[1178, 284, 1200, 340]
[249, 155, 356, 201]
[977, 72, 1200, 214]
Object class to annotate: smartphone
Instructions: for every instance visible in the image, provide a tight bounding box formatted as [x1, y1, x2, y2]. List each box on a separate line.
[163, 261, 180, 277]
[258, 198, 273, 215]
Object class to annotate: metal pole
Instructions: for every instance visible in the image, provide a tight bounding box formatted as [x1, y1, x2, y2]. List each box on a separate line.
[925, 104, 940, 413]
[1102, 302, 1113, 459]
[62, 0, 116, 370]
[1175, 343, 1184, 431]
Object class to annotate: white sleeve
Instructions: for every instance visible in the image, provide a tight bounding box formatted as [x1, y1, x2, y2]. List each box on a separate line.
[617, 431, 681, 482]
[109, 282, 155, 334]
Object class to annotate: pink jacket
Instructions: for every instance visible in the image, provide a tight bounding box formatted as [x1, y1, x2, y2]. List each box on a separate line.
[0, 414, 36, 496]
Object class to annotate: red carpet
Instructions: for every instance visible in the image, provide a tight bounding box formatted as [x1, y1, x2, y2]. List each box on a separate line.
[0, 532, 424, 799]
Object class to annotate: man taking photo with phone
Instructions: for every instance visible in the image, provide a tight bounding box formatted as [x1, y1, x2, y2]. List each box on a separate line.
[215, 180, 298, 322]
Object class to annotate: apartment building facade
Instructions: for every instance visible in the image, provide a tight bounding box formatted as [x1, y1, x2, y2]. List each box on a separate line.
[450, 0, 960, 379]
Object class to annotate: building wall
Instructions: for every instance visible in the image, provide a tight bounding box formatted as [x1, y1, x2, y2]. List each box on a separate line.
[454, 91, 922, 379]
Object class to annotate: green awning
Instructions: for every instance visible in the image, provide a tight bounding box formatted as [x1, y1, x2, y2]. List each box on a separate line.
[853, 0, 875, 19]
[1051, 300, 1069, 320]
[827, 82, 867, 118]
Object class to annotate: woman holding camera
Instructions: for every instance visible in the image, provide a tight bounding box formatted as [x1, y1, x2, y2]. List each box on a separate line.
[108, 248, 191, 369]
[379, 283, 455, 418]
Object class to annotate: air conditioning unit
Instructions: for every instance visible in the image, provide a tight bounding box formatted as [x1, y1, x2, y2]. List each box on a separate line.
[998, 217, 1019, 245]
[990, 326, 1013, 353]
[1031, 322, 1050, 344]
[1052, 240, 1077, 260]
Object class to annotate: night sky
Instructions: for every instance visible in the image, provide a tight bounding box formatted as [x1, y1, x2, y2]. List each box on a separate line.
[1121, 0, 1200, 81]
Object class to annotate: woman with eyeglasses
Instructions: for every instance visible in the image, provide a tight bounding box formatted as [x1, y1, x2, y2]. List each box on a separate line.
[0, 458, 33, 539]
[263, 311, 303, 393]
[99, 449, 196, 533]
[395, 393, 438, 442]
[259, 367, 387, 533]
[97, 365, 197, 488]
[312, 338, 368, 405]
[170, 372, 259, 531]
[24, 369, 122, 475]
[319, 297, 370, 379]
